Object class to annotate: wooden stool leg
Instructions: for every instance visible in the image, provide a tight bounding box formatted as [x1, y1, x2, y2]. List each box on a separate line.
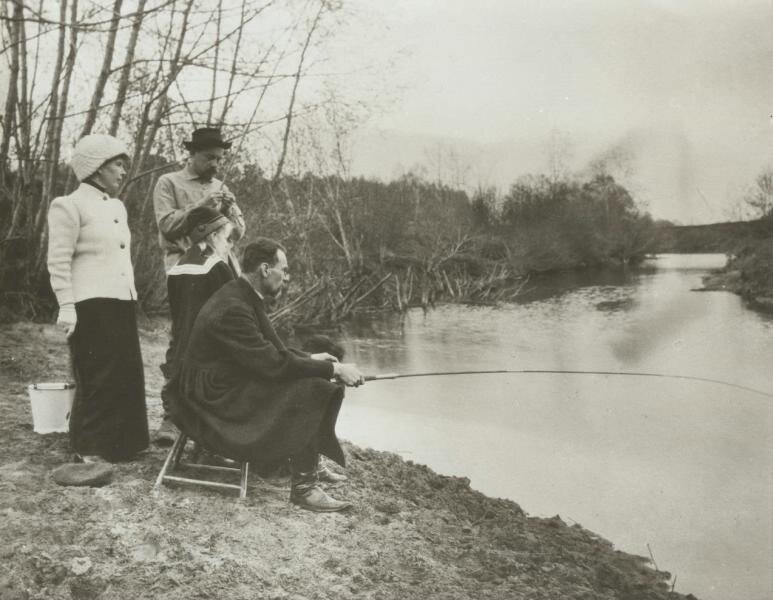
[190, 441, 202, 463]
[154, 432, 248, 499]
[154, 433, 186, 490]
[172, 434, 188, 467]
[239, 462, 249, 499]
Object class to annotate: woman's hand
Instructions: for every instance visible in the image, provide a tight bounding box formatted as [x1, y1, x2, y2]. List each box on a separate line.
[310, 352, 339, 363]
[57, 304, 77, 339]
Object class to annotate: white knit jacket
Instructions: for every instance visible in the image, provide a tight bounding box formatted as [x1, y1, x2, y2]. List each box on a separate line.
[47, 183, 137, 307]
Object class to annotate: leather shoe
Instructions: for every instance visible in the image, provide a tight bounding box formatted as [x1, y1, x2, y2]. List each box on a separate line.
[318, 465, 348, 484]
[200, 449, 238, 468]
[154, 417, 179, 447]
[290, 485, 351, 512]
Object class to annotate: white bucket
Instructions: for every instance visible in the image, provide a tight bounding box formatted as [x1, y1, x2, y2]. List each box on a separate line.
[28, 383, 75, 434]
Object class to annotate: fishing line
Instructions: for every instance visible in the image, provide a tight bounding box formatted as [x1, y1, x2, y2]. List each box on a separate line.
[363, 369, 773, 399]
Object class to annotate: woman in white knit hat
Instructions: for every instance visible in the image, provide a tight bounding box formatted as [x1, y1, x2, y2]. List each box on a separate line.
[47, 133, 149, 463]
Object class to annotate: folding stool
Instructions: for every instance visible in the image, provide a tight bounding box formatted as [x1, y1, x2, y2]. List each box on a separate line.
[153, 432, 250, 499]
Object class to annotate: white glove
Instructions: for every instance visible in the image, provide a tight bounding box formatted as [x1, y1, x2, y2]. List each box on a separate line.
[57, 304, 77, 339]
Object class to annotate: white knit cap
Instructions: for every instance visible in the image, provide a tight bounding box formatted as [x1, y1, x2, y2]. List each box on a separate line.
[69, 134, 129, 181]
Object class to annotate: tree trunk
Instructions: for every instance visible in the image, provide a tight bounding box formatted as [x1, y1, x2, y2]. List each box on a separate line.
[51, 0, 79, 189]
[272, 2, 324, 182]
[206, 0, 223, 125]
[0, 0, 20, 190]
[109, 0, 147, 136]
[33, 0, 68, 283]
[218, 0, 247, 125]
[15, 1, 31, 185]
[125, 0, 194, 189]
[39, 0, 68, 213]
[81, 0, 123, 137]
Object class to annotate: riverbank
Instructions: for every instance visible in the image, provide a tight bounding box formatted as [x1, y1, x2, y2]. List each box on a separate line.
[699, 238, 773, 312]
[1, 321, 694, 600]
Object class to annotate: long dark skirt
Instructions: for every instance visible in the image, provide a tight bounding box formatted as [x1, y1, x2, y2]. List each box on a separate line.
[68, 298, 149, 461]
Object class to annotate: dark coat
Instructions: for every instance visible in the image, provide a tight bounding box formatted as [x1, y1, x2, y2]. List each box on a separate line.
[160, 246, 235, 412]
[174, 277, 344, 467]
[167, 246, 235, 363]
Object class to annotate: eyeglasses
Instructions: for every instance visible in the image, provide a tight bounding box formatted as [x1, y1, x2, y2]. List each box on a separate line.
[264, 264, 289, 276]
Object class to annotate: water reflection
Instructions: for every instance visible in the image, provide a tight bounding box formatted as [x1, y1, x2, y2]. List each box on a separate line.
[338, 254, 773, 600]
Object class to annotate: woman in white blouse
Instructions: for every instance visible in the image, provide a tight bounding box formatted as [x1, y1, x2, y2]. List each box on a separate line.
[47, 134, 149, 462]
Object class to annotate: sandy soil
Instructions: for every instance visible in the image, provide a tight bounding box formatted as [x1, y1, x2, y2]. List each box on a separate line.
[0, 321, 695, 600]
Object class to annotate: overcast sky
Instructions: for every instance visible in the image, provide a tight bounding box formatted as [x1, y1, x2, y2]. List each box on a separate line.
[1, 1, 770, 223]
[333, 0, 773, 223]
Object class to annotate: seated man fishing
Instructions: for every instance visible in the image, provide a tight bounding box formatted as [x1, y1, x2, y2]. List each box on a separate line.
[174, 238, 364, 512]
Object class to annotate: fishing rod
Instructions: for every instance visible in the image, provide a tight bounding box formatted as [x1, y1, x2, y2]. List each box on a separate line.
[362, 369, 773, 399]
[218, 98, 262, 191]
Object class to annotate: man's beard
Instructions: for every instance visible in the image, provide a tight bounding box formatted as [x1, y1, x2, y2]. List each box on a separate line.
[264, 286, 284, 303]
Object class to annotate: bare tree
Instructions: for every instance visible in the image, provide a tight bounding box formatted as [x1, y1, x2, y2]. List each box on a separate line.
[217, 0, 247, 125]
[545, 128, 574, 184]
[127, 0, 195, 187]
[745, 169, 773, 219]
[0, 0, 20, 186]
[39, 0, 68, 216]
[205, 0, 223, 125]
[272, 0, 324, 182]
[81, 0, 123, 136]
[108, 0, 146, 136]
[1, 0, 366, 316]
[32, 0, 84, 274]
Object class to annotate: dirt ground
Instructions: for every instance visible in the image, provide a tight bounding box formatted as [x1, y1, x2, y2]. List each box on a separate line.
[0, 321, 696, 600]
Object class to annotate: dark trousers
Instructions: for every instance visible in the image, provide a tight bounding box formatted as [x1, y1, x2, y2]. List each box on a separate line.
[69, 298, 149, 461]
[290, 436, 319, 474]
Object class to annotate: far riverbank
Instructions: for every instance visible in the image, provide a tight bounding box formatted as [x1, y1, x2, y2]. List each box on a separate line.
[698, 237, 773, 312]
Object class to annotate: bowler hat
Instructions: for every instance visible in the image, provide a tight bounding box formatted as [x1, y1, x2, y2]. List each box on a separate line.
[183, 127, 232, 152]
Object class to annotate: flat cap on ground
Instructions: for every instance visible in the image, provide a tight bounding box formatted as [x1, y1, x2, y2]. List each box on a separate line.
[52, 463, 113, 487]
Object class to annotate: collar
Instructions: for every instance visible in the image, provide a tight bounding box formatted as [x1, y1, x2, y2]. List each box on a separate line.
[238, 276, 265, 302]
[77, 182, 109, 199]
[82, 179, 107, 193]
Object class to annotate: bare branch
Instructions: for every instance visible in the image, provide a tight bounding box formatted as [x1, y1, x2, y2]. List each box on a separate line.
[206, 0, 222, 126]
[218, 0, 247, 125]
[1, 0, 20, 193]
[1, 0, 175, 30]
[81, 0, 123, 137]
[39, 0, 67, 204]
[128, 0, 196, 187]
[14, 0, 30, 178]
[108, 0, 146, 135]
[52, 0, 78, 170]
[173, 77, 197, 127]
[273, 0, 325, 182]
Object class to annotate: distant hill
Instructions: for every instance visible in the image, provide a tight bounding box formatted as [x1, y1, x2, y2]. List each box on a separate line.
[653, 218, 772, 253]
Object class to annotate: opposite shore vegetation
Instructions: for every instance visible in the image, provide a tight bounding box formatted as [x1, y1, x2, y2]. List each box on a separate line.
[3, 159, 771, 325]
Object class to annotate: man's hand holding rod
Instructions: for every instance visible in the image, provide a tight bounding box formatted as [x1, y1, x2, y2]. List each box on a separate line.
[332, 362, 365, 387]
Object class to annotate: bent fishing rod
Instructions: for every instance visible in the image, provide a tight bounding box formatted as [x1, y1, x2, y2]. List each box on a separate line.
[362, 369, 773, 399]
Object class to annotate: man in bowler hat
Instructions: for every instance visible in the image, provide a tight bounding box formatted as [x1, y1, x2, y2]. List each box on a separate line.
[153, 127, 246, 272]
[153, 127, 247, 443]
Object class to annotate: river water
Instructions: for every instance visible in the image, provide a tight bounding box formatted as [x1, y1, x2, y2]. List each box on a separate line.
[336, 254, 773, 600]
